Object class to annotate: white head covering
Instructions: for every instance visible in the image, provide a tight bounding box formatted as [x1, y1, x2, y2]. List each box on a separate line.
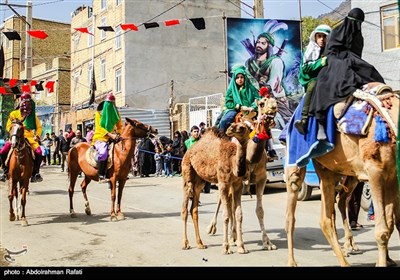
[303, 24, 332, 63]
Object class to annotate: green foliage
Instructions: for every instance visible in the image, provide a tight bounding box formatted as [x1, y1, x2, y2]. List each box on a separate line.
[300, 16, 335, 49]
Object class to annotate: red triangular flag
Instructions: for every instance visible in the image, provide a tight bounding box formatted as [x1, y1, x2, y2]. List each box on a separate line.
[30, 80, 37, 86]
[120, 23, 138, 31]
[74, 27, 93, 35]
[22, 84, 30, 93]
[27, 30, 48, 39]
[45, 81, 55, 93]
[0, 87, 6, 94]
[165, 19, 180, 27]
[9, 79, 18, 88]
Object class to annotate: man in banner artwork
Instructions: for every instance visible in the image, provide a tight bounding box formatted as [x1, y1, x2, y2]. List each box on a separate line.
[229, 18, 302, 129]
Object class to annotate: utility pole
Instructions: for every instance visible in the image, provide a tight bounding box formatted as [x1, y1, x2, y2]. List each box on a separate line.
[254, 0, 264, 18]
[1, 1, 33, 80]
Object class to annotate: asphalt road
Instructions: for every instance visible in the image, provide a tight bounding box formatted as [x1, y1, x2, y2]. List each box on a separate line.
[0, 165, 399, 271]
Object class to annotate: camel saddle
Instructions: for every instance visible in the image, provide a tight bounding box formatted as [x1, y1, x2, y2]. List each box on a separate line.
[334, 82, 397, 137]
[85, 144, 114, 170]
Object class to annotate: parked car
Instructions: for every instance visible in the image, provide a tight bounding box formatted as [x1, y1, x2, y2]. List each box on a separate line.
[265, 128, 285, 184]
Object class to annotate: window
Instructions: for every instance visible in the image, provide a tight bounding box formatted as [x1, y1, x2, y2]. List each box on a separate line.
[381, 4, 399, 50]
[100, 17, 106, 40]
[101, 0, 106, 10]
[88, 25, 94, 47]
[74, 71, 80, 91]
[100, 58, 106, 81]
[115, 25, 122, 49]
[115, 68, 122, 93]
[74, 33, 80, 51]
[88, 63, 93, 86]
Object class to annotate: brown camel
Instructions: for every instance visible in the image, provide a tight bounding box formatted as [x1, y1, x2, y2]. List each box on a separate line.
[285, 91, 399, 267]
[181, 122, 250, 254]
[206, 96, 278, 250]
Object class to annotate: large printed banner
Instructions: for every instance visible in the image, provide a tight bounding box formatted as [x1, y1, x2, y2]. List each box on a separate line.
[226, 18, 302, 129]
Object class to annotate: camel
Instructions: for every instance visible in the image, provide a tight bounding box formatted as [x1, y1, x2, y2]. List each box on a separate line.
[285, 90, 399, 267]
[206, 96, 278, 251]
[181, 122, 251, 254]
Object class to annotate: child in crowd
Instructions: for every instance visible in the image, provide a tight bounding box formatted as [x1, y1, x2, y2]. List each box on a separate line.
[154, 148, 163, 177]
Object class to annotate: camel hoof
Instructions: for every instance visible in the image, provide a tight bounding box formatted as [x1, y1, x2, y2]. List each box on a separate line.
[197, 244, 208, 249]
[9, 213, 16, 221]
[288, 260, 298, 267]
[116, 212, 125, 221]
[21, 218, 28, 227]
[182, 241, 191, 250]
[262, 243, 277, 250]
[222, 249, 233, 255]
[110, 215, 118, 222]
[237, 248, 249, 254]
[207, 224, 217, 235]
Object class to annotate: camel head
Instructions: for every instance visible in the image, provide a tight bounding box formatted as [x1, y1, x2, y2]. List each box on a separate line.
[226, 122, 251, 143]
[255, 96, 278, 133]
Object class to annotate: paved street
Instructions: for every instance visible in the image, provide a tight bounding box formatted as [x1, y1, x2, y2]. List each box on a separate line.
[0, 165, 399, 269]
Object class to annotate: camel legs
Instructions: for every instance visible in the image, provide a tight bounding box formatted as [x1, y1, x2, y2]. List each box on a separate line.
[367, 164, 397, 266]
[314, 161, 350, 267]
[207, 194, 221, 235]
[254, 175, 277, 250]
[335, 177, 359, 254]
[181, 179, 207, 250]
[285, 165, 305, 267]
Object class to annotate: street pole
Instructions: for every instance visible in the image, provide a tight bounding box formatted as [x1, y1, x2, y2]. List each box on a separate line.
[254, 0, 264, 18]
[26, 1, 32, 81]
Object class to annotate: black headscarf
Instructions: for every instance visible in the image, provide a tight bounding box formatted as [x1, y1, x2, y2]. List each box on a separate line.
[326, 8, 365, 57]
[309, 8, 385, 121]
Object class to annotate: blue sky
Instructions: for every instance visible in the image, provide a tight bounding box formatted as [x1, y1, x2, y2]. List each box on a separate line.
[0, 0, 344, 24]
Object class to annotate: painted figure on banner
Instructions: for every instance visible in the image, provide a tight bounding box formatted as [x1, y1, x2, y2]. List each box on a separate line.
[227, 18, 303, 129]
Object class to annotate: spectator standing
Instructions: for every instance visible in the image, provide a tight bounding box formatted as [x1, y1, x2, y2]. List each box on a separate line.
[66, 127, 76, 143]
[348, 181, 364, 230]
[85, 124, 94, 144]
[162, 144, 173, 178]
[51, 132, 61, 165]
[171, 131, 182, 176]
[154, 148, 163, 177]
[59, 132, 70, 172]
[42, 132, 53, 166]
[70, 129, 86, 148]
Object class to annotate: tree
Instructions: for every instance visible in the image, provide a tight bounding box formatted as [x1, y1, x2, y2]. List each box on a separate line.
[300, 16, 335, 49]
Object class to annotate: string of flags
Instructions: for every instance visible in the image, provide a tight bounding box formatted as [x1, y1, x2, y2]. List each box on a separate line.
[0, 78, 55, 95]
[2, 17, 206, 41]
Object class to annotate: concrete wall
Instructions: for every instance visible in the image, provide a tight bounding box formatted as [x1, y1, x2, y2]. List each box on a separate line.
[356, 1, 400, 89]
[124, 0, 241, 110]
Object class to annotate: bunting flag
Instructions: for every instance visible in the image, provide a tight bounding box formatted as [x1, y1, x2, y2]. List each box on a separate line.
[97, 26, 114, 32]
[27, 30, 48, 39]
[75, 27, 93, 35]
[120, 23, 138, 31]
[9, 79, 18, 88]
[189, 18, 206, 30]
[30, 80, 37, 86]
[11, 86, 20, 95]
[45, 80, 55, 93]
[0, 45, 4, 78]
[165, 19, 180, 26]
[144, 22, 159, 29]
[3, 31, 21, 41]
[35, 81, 44, 91]
[0, 87, 6, 94]
[21, 84, 31, 93]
